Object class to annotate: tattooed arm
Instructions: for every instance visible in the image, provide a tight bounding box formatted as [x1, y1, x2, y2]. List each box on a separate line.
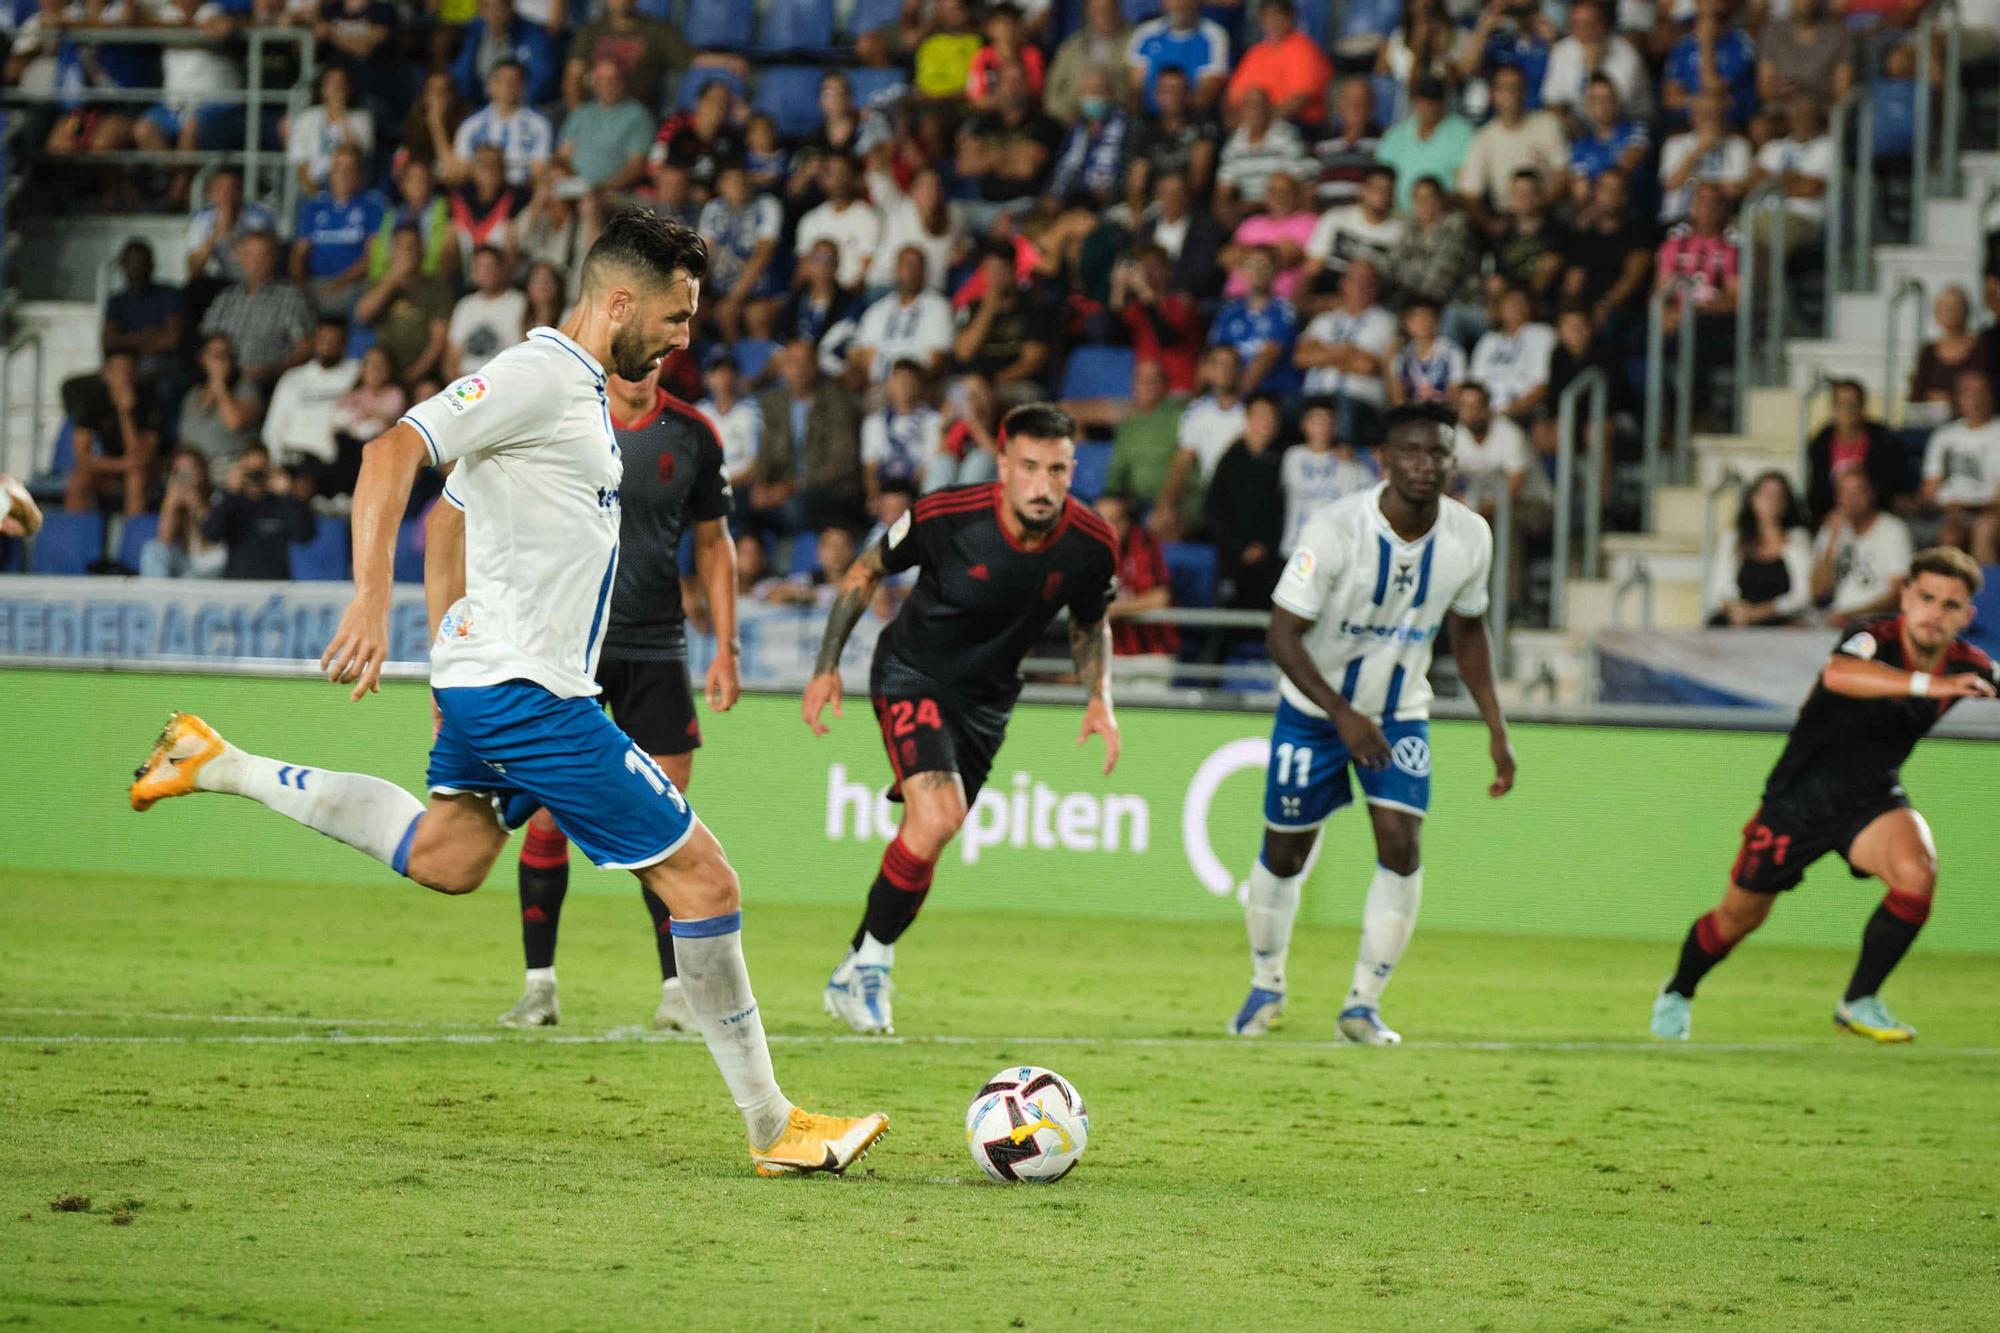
[1070, 614, 1121, 774]
[803, 538, 890, 735]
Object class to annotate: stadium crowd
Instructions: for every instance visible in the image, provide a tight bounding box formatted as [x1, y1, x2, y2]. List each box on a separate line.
[8, 0, 2000, 642]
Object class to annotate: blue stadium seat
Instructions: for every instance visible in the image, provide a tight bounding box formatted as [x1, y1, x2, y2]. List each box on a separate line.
[846, 0, 902, 36]
[682, 0, 754, 51]
[1970, 564, 2000, 659]
[1342, 0, 1401, 46]
[1070, 439, 1113, 503]
[116, 512, 160, 571]
[1163, 541, 1217, 608]
[733, 337, 779, 382]
[291, 517, 351, 582]
[788, 533, 821, 577]
[1120, 0, 1162, 21]
[26, 418, 76, 503]
[1369, 73, 1404, 125]
[845, 66, 907, 107]
[1059, 346, 1135, 401]
[753, 66, 826, 139]
[677, 68, 747, 112]
[27, 510, 105, 575]
[1871, 79, 1916, 159]
[758, 0, 834, 53]
[1294, 0, 1333, 47]
[393, 517, 426, 584]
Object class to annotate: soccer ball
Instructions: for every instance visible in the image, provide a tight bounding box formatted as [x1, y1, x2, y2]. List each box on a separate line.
[964, 1066, 1089, 1184]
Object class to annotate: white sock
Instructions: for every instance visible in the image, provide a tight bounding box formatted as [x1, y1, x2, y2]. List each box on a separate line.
[199, 744, 424, 872]
[525, 967, 555, 987]
[1348, 864, 1424, 1009]
[672, 914, 793, 1149]
[1245, 859, 1304, 991]
[854, 932, 894, 968]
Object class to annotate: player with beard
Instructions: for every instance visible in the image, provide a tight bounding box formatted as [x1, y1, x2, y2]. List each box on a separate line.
[802, 404, 1122, 1035]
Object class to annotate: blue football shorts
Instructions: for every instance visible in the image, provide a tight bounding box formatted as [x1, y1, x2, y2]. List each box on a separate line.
[1261, 698, 1431, 830]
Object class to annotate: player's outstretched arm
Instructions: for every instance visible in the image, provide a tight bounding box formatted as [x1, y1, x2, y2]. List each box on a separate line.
[1822, 654, 1999, 702]
[1448, 611, 1516, 798]
[322, 423, 429, 701]
[694, 516, 741, 712]
[1268, 607, 1392, 769]
[1069, 615, 1121, 775]
[803, 538, 890, 735]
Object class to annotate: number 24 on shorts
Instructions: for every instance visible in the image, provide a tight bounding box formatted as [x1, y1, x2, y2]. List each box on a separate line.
[887, 699, 944, 736]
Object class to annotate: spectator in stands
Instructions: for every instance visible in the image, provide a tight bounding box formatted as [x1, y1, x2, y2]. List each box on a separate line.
[795, 154, 883, 292]
[851, 248, 955, 387]
[1540, 0, 1652, 123]
[1206, 394, 1287, 615]
[1658, 87, 1751, 223]
[1377, 1, 1458, 103]
[1663, 0, 1758, 128]
[286, 66, 375, 198]
[201, 231, 314, 392]
[1812, 469, 1914, 627]
[1212, 172, 1314, 308]
[1124, 68, 1221, 211]
[777, 238, 863, 347]
[1214, 88, 1313, 220]
[552, 59, 654, 195]
[861, 359, 947, 495]
[130, 0, 245, 209]
[1307, 163, 1405, 286]
[968, 4, 1045, 108]
[732, 530, 773, 599]
[913, 0, 984, 101]
[1756, 0, 1853, 109]
[566, 0, 692, 112]
[951, 246, 1054, 402]
[1804, 378, 1903, 522]
[403, 70, 470, 175]
[1047, 71, 1130, 211]
[1389, 299, 1467, 405]
[177, 333, 264, 469]
[1491, 168, 1571, 307]
[1566, 76, 1649, 202]
[453, 0, 557, 108]
[263, 316, 359, 492]
[313, 0, 402, 130]
[1656, 180, 1739, 355]
[1542, 303, 1625, 463]
[103, 240, 185, 391]
[370, 157, 457, 283]
[204, 444, 317, 581]
[1093, 491, 1180, 674]
[1313, 78, 1384, 210]
[1919, 370, 2000, 559]
[1113, 243, 1203, 394]
[1157, 344, 1248, 537]
[187, 169, 278, 291]
[356, 226, 453, 387]
[328, 345, 406, 494]
[447, 245, 527, 376]
[517, 172, 602, 287]
[696, 163, 782, 343]
[1907, 286, 1993, 431]
[930, 374, 1001, 488]
[1281, 397, 1377, 555]
[752, 339, 865, 535]
[141, 448, 225, 578]
[696, 351, 762, 495]
[743, 114, 789, 197]
[1458, 64, 1569, 237]
[765, 525, 860, 608]
[1295, 260, 1397, 445]
[521, 259, 567, 329]
[1559, 167, 1653, 333]
[1227, 0, 1332, 128]
[61, 350, 163, 519]
[1470, 283, 1556, 422]
[1209, 247, 1299, 397]
[866, 158, 965, 296]
[1705, 470, 1813, 626]
[1127, 0, 1230, 115]
[795, 75, 865, 186]
[1452, 378, 1552, 560]
[1045, 0, 1132, 124]
[1745, 95, 1831, 263]
[1092, 357, 1184, 512]
[1382, 175, 1485, 350]
[38, 4, 149, 161]
[956, 63, 1063, 231]
[449, 144, 524, 269]
[1376, 77, 1475, 214]
[292, 144, 388, 318]
[447, 60, 555, 191]
[1134, 169, 1224, 303]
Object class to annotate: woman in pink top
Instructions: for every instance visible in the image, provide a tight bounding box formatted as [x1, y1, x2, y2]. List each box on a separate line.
[1219, 171, 1318, 301]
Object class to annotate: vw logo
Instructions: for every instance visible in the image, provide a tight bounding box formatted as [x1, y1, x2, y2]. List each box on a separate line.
[1390, 735, 1431, 777]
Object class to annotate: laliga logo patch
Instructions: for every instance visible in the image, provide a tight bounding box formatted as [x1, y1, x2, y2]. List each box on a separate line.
[1391, 735, 1431, 777]
[442, 375, 490, 415]
[1290, 547, 1315, 578]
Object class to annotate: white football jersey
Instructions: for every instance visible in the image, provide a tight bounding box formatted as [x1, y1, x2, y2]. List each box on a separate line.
[402, 326, 621, 700]
[1271, 483, 1493, 723]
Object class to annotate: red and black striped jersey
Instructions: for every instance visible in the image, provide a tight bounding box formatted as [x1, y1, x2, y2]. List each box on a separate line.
[872, 482, 1118, 706]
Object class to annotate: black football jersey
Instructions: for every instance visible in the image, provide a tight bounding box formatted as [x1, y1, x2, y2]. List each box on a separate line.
[600, 390, 732, 660]
[872, 483, 1119, 706]
[1762, 615, 1999, 817]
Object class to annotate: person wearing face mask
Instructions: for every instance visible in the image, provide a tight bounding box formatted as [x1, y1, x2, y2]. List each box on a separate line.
[1047, 70, 1131, 211]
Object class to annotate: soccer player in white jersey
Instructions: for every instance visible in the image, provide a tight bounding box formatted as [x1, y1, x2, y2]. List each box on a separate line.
[1229, 402, 1517, 1044]
[128, 212, 888, 1177]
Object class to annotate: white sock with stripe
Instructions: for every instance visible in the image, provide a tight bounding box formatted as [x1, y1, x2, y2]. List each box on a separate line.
[1347, 863, 1423, 1009]
[1245, 859, 1304, 992]
[198, 745, 425, 872]
[671, 913, 793, 1150]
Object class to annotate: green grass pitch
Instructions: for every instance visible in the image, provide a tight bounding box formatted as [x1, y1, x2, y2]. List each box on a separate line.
[4, 871, 1997, 1329]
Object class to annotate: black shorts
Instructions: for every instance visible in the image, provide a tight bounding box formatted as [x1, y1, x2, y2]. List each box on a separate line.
[871, 691, 1011, 804]
[1730, 791, 1909, 895]
[596, 656, 702, 758]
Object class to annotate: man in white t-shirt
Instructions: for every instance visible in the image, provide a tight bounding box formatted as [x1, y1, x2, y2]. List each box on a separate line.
[1540, 0, 1653, 121]
[1155, 343, 1248, 535]
[696, 350, 763, 491]
[1294, 260, 1397, 444]
[1657, 87, 1751, 222]
[1457, 64, 1569, 235]
[1451, 380, 1551, 535]
[1468, 286, 1556, 421]
[1747, 95, 1834, 260]
[448, 61, 555, 188]
[848, 247, 954, 387]
[1920, 368, 2000, 558]
[1813, 469, 1915, 625]
[859, 359, 945, 494]
[447, 244, 530, 376]
[263, 315, 361, 480]
[1305, 163, 1406, 283]
[793, 154, 882, 291]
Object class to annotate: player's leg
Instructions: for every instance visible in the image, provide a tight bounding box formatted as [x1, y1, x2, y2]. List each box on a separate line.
[1834, 806, 1937, 1042]
[1653, 805, 1802, 1038]
[644, 750, 697, 1030]
[501, 805, 570, 1028]
[1339, 720, 1433, 1046]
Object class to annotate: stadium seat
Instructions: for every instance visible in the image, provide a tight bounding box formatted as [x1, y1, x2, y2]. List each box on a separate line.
[392, 517, 426, 584]
[1369, 73, 1404, 125]
[757, 0, 834, 53]
[845, 0, 903, 38]
[845, 66, 907, 107]
[115, 512, 160, 572]
[677, 68, 747, 112]
[1120, 0, 1163, 21]
[27, 510, 105, 575]
[1163, 541, 1217, 608]
[26, 418, 75, 504]
[1340, 0, 1402, 52]
[753, 66, 826, 139]
[788, 533, 821, 578]
[682, 0, 754, 51]
[1070, 439, 1113, 503]
[1970, 564, 2000, 658]
[1059, 346, 1135, 401]
[733, 337, 779, 382]
[1294, 0, 1333, 47]
[1871, 79, 1917, 159]
[291, 517, 351, 582]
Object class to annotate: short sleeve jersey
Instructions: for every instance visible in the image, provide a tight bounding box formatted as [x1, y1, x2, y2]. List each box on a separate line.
[1270, 484, 1493, 723]
[600, 389, 732, 661]
[404, 326, 622, 699]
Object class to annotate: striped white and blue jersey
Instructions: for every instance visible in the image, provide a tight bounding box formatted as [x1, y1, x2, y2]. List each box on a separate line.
[401, 325, 621, 701]
[1270, 483, 1491, 724]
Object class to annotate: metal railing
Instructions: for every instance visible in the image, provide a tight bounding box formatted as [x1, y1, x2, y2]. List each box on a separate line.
[1611, 561, 1654, 627]
[1735, 184, 1791, 402]
[1491, 474, 1512, 674]
[1642, 279, 1697, 496]
[1698, 467, 1748, 622]
[1912, 0, 1965, 214]
[0, 329, 45, 481]
[1823, 89, 1875, 301]
[1549, 367, 1610, 630]
[1883, 275, 1928, 428]
[1794, 366, 1839, 483]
